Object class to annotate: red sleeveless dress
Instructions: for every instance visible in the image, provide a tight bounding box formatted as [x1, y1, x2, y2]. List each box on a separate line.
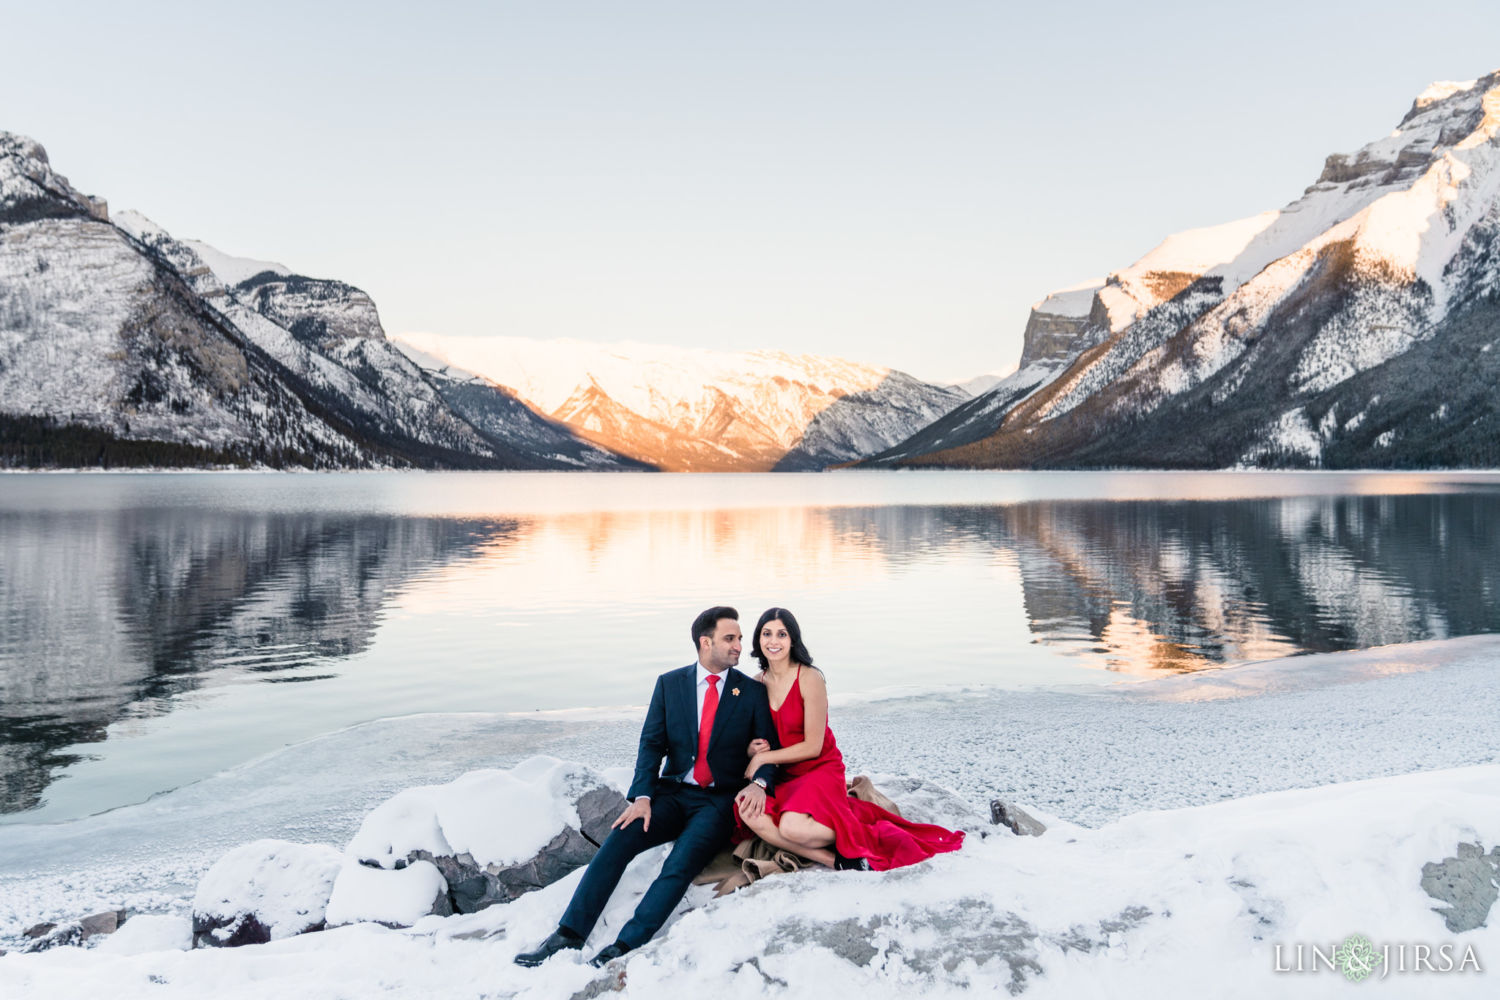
[743, 668, 964, 871]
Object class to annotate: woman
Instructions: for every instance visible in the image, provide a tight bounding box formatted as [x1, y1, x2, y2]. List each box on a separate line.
[735, 607, 964, 871]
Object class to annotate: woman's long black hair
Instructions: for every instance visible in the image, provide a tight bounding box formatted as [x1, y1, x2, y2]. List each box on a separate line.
[751, 607, 816, 672]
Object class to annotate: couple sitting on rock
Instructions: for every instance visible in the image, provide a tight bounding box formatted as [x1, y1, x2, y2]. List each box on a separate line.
[515, 605, 965, 969]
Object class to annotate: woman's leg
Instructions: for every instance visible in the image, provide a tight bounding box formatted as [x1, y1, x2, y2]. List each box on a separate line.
[740, 809, 836, 868]
[778, 812, 836, 852]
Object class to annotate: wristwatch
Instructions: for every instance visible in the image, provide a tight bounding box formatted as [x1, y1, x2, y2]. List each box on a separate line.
[752, 777, 768, 790]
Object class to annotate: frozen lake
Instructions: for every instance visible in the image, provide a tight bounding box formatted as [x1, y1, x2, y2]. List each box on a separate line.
[3, 469, 1500, 824]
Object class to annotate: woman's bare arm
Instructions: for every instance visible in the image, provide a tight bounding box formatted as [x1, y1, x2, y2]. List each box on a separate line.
[745, 668, 827, 770]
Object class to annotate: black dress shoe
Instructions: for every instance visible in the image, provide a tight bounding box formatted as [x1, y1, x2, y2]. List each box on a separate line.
[514, 928, 584, 967]
[588, 941, 632, 967]
[833, 849, 873, 872]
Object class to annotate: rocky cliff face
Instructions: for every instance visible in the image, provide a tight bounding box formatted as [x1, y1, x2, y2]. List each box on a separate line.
[871, 71, 1500, 470]
[0, 133, 635, 470]
[0, 143, 367, 468]
[1019, 279, 1105, 368]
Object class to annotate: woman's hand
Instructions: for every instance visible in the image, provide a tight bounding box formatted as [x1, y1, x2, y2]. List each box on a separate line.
[744, 752, 767, 778]
[747, 739, 770, 756]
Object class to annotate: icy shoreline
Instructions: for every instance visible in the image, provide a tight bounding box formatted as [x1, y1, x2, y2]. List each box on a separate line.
[2, 636, 1498, 995]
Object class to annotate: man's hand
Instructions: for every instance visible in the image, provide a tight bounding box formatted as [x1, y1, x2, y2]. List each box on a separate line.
[747, 738, 770, 756]
[612, 796, 651, 832]
[735, 782, 767, 822]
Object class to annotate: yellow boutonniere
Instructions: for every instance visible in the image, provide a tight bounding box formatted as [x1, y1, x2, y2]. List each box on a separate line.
[732, 688, 740, 696]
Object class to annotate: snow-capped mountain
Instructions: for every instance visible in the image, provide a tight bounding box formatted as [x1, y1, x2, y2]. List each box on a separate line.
[0, 132, 634, 470]
[871, 71, 1500, 469]
[394, 334, 970, 471]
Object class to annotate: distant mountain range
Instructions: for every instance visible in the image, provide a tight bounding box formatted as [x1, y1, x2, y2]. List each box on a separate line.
[868, 70, 1500, 469]
[0, 132, 971, 472]
[395, 335, 968, 471]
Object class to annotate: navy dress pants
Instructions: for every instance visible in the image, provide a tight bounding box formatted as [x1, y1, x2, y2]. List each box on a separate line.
[559, 782, 735, 949]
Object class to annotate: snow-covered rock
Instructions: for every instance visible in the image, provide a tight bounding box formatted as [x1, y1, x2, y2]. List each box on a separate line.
[342, 757, 627, 914]
[991, 799, 1048, 837]
[191, 840, 342, 947]
[93, 915, 193, 956]
[323, 858, 450, 929]
[17, 910, 127, 954]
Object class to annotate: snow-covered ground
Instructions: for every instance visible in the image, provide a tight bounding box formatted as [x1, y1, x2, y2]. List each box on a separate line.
[2, 636, 1498, 997]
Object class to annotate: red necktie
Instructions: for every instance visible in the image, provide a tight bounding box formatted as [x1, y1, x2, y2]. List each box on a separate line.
[694, 675, 720, 786]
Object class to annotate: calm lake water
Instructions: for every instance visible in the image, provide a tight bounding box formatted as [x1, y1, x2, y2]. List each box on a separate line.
[3, 470, 1499, 825]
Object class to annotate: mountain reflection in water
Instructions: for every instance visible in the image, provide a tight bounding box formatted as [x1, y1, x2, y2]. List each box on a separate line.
[0, 510, 513, 813]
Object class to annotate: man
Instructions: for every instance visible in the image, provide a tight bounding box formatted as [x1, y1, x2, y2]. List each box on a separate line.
[515, 606, 779, 968]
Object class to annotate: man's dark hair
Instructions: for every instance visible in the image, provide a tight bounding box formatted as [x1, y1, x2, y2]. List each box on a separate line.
[691, 606, 738, 650]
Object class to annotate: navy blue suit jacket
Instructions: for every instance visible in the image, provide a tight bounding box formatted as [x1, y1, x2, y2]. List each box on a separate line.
[627, 664, 779, 801]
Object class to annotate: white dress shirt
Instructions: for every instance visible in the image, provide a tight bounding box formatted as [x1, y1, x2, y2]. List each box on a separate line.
[681, 662, 728, 787]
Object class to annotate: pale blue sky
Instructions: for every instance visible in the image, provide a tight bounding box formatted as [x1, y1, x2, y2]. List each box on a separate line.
[6, 2, 1498, 382]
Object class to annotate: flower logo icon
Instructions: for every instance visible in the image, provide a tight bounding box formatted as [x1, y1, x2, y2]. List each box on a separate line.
[1336, 933, 1380, 983]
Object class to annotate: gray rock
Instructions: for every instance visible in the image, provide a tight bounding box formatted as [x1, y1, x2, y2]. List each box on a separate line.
[1421, 841, 1500, 933]
[755, 897, 1149, 996]
[990, 799, 1047, 837]
[18, 910, 127, 953]
[78, 910, 125, 937]
[21, 923, 86, 953]
[577, 785, 627, 847]
[568, 966, 628, 999]
[349, 765, 628, 916]
[408, 787, 628, 914]
[191, 912, 274, 949]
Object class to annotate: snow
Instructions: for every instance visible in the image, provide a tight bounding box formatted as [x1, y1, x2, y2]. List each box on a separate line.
[92, 916, 192, 956]
[1241, 408, 1321, 465]
[0, 219, 150, 422]
[1344, 131, 1500, 320]
[324, 859, 446, 929]
[2, 748, 1497, 996]
[191, 840, 342, 941]
[391, 333, 934, 430]
[1414, 79, 1479, 109]
[1096, 212, 1278, 331]
[1029, 278, 1104, 319]
[1132, 212, 1279, 277]
[181, 239, 291, 287]
[949, 365, 1020, 397]
[111, 209, 170, 243]
[392, 334, 897, 419]
[345, 759, 609, 869]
